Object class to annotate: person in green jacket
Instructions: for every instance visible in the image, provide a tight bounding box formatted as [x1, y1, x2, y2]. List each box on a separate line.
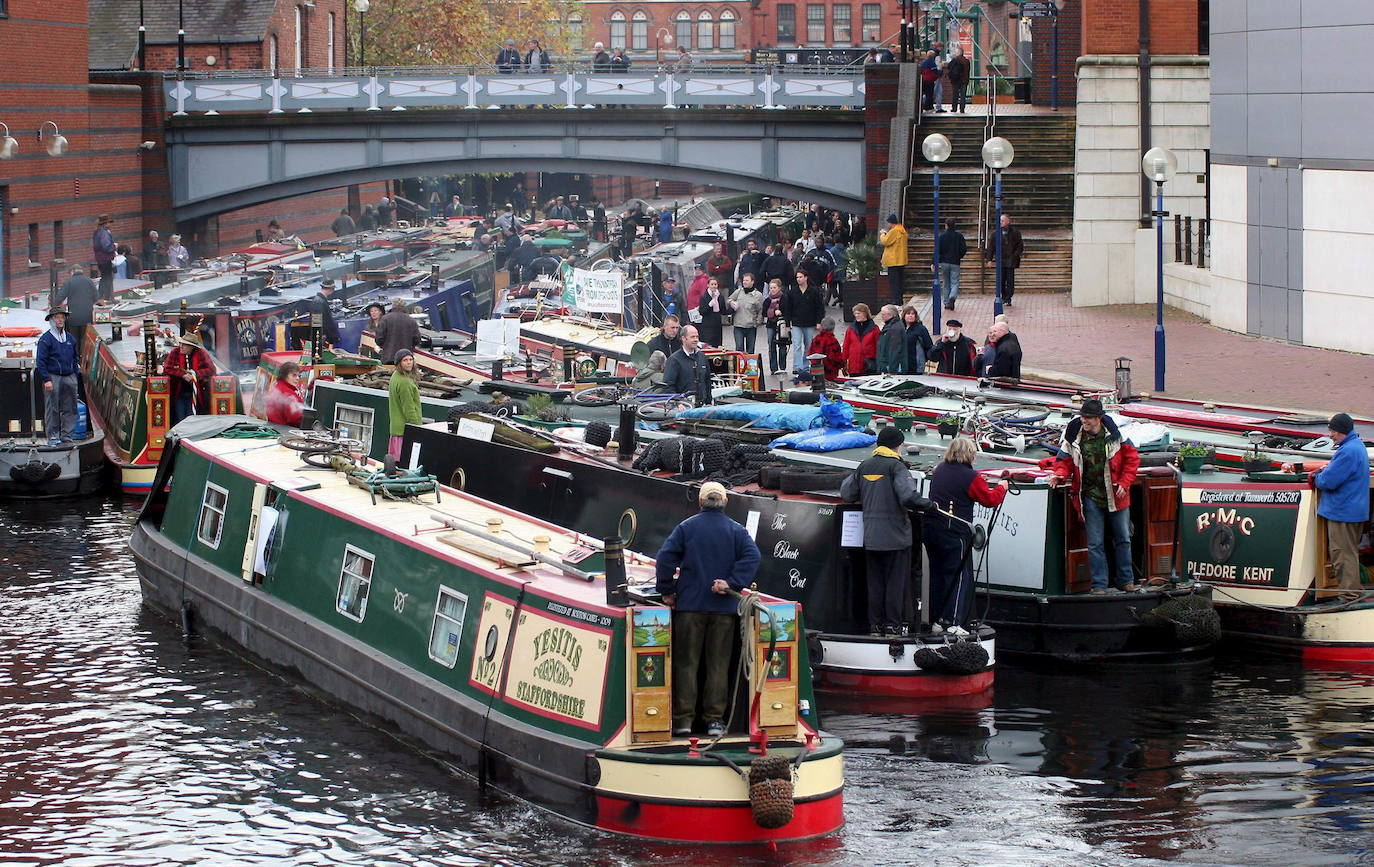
[875, 304, 907, 374]
[388, 349, 423, 460]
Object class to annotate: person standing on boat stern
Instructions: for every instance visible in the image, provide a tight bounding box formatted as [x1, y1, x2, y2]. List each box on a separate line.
[1048, 399, 1141, 593]
[310, 279, 341, 349]
[164, 332, 214, 426]
[37, 307, 80, 445]
[841, 426, 934, 636]
[655, 482, 761, 738]
[1285, 414, 1370, 602]
[265, 361, 305, 428]
[663, 325, 712, 406]
[924, 437, 1009, 634]
[388, 350, 423, 461]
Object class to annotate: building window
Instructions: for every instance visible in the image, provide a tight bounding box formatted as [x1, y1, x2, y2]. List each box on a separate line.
[832, 4, 851, 44]
[198, 483, 229, 550]
[632, 11, 648, 51]
[697, 11, 714, 51]
[269, 34, 278, 73]
[335, 404, 375, 454]
[861, 3, 881, 43]
[806, 4, 826, 44]
[568, 12, 585, 50]
[294, 6, 303, 71]
[327, 12, 336, 73]
[675, 10, 692, 49]
[777, 5, 796, 45]
[52, 220, 64, 262]
[428, 587, 469, 668]
[719, 10, 736, 50]
[336, 544, 374, 622]
[27, 223, 38, 266]
[609, 11, 627, 49]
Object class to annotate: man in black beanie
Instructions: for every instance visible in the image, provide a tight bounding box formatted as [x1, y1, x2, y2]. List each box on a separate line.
[1287, 413, 1369, 601]
[840, 425, 934, 635]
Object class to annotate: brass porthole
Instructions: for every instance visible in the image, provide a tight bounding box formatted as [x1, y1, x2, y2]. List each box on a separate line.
[618, 508, 638, 546]
[450, 467, 466, 490]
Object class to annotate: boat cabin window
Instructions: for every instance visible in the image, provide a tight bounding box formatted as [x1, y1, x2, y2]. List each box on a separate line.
[427, 587, 469, 668]
[335, 404, 375, 452]
[197, 483, 230, 550]
[336, 545, 374, 622]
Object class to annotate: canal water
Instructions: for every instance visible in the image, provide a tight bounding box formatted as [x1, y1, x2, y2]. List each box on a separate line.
[3, 495, 1373, 866]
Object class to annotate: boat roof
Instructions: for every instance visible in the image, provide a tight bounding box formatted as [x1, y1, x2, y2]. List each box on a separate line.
[182, 434, 658, 617]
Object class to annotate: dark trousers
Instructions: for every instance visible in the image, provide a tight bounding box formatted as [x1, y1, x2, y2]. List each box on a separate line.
[921, 80, 935, 111]
[671, 611, 737, 729]
[952, 84, 968, 112]
[999, 266, 1016, 305]
[887, 266, 906, 305]
[924, 522, 973, 625]
[866, 547, 911, 630]
[96, 262, 115, 301]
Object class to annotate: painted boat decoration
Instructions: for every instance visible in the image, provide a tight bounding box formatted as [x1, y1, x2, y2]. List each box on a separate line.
[81, 320, 241, 495]
[130, 420, 845, 842]
[0, 307, 106, 497]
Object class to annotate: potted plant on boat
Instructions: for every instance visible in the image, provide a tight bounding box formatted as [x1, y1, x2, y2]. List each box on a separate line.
[1177, 442, 1208, 474]
[842, 240, 882, 322]
[935, 413, 960, 438]
[892, 410, 915, 432]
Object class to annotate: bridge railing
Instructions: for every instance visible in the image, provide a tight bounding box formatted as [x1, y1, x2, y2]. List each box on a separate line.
[163, 65, 868, 115]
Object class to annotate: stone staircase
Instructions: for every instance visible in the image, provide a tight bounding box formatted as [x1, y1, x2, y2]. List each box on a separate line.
[900, 111, 1076, 298]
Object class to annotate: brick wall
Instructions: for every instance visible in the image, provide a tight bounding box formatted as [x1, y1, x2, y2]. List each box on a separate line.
[1029, 1, 1081, 107]
[1082, 0, 1200, 56]
[863, 63, 900, 230]
[264, 0, 346, 71]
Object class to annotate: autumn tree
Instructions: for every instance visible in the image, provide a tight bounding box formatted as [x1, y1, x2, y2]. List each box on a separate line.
[352, 0, 588, 67]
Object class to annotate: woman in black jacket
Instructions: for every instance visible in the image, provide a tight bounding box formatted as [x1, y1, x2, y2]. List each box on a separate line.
[696, 278, 726, 347]
[901, 305, 934, 375]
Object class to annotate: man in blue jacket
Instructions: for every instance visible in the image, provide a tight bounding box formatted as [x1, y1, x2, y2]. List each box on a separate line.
[1296, 413, 1371, 601]
[655, 481, 761, 738]
[37, 307, 81, 444]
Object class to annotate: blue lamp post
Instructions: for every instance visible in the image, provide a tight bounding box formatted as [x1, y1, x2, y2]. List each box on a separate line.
[923, 132, 952, 333]
[1142, 146, 1178, 393]
[981, 136, 1015, 318]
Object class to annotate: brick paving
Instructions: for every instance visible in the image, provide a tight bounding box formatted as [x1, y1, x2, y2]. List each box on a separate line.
[812, 290, 1374, 416]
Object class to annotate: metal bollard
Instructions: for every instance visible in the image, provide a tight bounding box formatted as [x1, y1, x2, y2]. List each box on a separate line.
[1184, 216, 1193, 265]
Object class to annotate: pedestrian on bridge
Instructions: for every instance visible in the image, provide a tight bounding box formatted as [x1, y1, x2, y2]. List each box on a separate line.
[496, 39, 522, 73]
[524, 39, 551, 73]
[330, 209, 356, 237]
[610, 48, 631, 73]
[592, 43, 611, 73]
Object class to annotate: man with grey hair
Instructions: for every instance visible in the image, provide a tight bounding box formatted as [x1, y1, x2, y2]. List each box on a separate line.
[655, 481, 761, 737]
[876, 303, 906, 374]
[593, 42, 611, 73]
[978, 320, 1022, 379]
[53, 265, 97, 349]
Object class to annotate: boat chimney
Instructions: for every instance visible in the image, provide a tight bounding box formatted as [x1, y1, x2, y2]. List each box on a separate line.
[429, 264, 440, 293]
[1114, 357, 1132, 401]
[603, 536, 629, 607]
[310, 313, 322, 365]
[617, 403, 637, 459]
[142, 316, 157, 377]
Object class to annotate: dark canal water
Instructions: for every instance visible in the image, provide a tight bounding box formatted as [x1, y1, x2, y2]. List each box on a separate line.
[4, 496, 1373, 866]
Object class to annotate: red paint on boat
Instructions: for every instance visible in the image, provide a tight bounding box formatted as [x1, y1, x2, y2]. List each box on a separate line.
[816, 668, 994, 697]
[594, 791, 844, 842]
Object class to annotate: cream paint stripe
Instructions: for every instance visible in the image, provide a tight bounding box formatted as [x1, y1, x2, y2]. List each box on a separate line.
[595, 752, 844, 802]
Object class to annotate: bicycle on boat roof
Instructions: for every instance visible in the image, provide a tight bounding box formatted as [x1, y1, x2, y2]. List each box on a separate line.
[952, 393, 1062, 454]
[571, 372, 751, 421]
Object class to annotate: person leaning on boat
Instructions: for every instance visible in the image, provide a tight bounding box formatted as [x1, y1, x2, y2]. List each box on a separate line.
[164, 333, 214, 426]
[1284, 413, 1371, 602]
[663, 325, 712, 406]
[840, 426, 936, 636]
[388, 350, 423, 461]
[924, 437, 1009, 634]
[654, 481, 762, 738]
[1047, 399, 1142, 594]
[265, 361, 305, 428]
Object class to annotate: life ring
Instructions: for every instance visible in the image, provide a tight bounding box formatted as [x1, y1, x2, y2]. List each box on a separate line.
[0, 327, 41, 338]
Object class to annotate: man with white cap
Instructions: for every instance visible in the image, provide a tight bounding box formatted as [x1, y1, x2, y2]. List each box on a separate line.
[655, 481, 761, 738]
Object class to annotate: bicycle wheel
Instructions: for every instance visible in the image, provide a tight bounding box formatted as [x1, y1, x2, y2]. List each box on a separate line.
[279, 434, 338, 454]
[988, 407, 1050, 426]
[572, 385, 624, 407]
[637, 397, 693, 423]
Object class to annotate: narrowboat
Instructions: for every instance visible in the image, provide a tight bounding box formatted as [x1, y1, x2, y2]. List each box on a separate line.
[130, 420, 845, 842]
[81, 320, 241, 495]
[0, 307, 106, 497]
[1181, 465, 1374, 665]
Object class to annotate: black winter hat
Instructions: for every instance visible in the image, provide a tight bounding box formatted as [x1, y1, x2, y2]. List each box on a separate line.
[1329, 412, 1355, 435]
[877, 425, 905, 448]
[1079, 398, 1106, 418]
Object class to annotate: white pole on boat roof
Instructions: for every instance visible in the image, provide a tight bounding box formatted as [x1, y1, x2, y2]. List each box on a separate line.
[428, 511, 600, 582]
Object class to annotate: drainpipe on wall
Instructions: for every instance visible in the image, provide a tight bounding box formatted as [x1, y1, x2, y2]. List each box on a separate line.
[1138, 0, 1152, 227]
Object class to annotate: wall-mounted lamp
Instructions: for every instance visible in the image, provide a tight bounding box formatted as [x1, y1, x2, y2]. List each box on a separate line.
[38, 122, 69, 157]
[0, 123, 17, 159]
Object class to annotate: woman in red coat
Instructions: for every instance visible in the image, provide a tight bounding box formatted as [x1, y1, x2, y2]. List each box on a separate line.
[264, 361, 305, 427]
[163, 332, 215, 425]
[705, 242, 734, 291]
[840, 303, 880, 376]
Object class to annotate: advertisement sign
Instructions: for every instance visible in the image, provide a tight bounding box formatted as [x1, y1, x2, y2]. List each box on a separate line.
[1180, 484, 1305, 587]
[567, 267, 623, 314]
[503, 605, 612, 729]
[976, 485, 1050, 590]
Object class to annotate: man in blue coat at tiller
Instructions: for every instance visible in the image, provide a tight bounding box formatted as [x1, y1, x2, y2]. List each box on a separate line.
[1288, 413, 1371, 601]
[655, 481, 761, 738]
[36, 307, 81, 444]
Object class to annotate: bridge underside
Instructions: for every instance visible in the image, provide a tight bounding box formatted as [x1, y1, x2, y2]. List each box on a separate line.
[166, 109, 866, 221]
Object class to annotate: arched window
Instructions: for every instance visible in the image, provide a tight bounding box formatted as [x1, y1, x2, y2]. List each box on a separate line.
[697, 10, 714, 51]
[675, 10, 692, 50]
[610, 11, 627, 49]
[568, 12, 585, 50]
[719, 10, 736, 50]
[632, 10, 648, 51]
[294, 6, 304, 70]
[269, 33, 279, 73]
[327, 12, 336, 73]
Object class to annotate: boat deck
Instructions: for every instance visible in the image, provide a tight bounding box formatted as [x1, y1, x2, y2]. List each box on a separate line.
[186, 434, 658, 614]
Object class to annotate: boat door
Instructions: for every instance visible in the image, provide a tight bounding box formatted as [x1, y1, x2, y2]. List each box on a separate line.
[538, 465, 576, 527]
[1062, 470, 1178, 592]
[240, 482, 287, 585]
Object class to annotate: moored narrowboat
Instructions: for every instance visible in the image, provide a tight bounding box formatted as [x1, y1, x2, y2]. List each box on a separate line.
[130, 420, 844, 842]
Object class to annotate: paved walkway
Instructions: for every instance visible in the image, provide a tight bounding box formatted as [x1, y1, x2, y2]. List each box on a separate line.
[801, 290, 1374, 416]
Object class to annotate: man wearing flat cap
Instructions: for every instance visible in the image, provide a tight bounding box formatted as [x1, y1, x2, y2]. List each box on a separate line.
[1299, 413, 1370, 602]
[311, 278, 341, 348]
[655, 481, 760, 738]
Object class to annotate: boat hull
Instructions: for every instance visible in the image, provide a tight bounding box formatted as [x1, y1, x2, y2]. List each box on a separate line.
[1217, 602, 1374, 667]
[978, 586, 1218, 664]
[0, 435, 107, 498]
[812, 630, 996, 697]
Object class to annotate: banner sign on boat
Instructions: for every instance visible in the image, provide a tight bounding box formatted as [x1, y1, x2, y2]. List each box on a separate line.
[567, 268, 623, 314]
[1179, 483, 1305, 587]
[503, 606, 611, 729]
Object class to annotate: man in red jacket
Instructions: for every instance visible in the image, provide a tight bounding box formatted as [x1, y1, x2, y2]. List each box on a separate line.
[1047, 399, 1141, 593]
